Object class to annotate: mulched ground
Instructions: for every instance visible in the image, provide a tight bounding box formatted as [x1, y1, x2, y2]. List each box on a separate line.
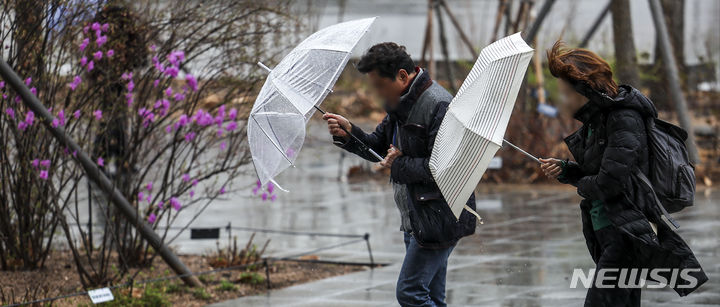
[0, 250, 368, 306]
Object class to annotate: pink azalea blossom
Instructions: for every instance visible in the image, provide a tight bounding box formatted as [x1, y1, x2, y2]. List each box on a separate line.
[189, 190, 195, 198]
[146, 182, 153, 191]
[24, 110, 34, 125]
[174, 93, 185, 101]
[150, 44, 157, 52]
[261, 193, 268, 201]
[87, 60, 94, 71]
[153, 79, 160, 87]
[93, 51, 103, 60]
[79, 38, 89, 51]
[96, 35, 107, 47]
[157, 201, 164, 209]
[80, 56, 88, 66]
[93, 110, 102, 120]
[228, 108, 237, 120]
[97, 157, 104, 166]
[165, 125, 173, 133]
[138, 191, 145, 201]
[220, 141, 227, 150]
[73, 110, 81, 119]
[184, 132, 196, 142]
[271, 195, 277, 202]
[101, 23, 109, 32]
[147, 213, 157, 224]
[69, 75, 82, 91]
[5, 108, 14, 119]
[219, 187, 226, 195]
[25, 77, 31, 86]
[32, 159, 40, 167]
[51, 118, 60, 128]
[127, 80, 134, 92]
[216, 129, 223, 137]
[192, 179, 198, 186]
[164, 87, 172, 97]
[252, 186, 259, 195]
[182, 174, 191, 182]
[106, 49, 114, 57]
[83, 25, 89, 33]
[18, 122, 28, 130]
[57, 110, 66, 125]
[0, 81, 4, 88]
[30, 87, 37, 95]
[91, 22, 101, 31]
[186, 74, 198, 91]
[225, 122, 237, 131]
[167, 50, 185, 66]
[164, 66, 179, 78]
[177, 114, 189, 126]
[39, 170, 48, 180]
[121, 72, 133, 80]
[40, 159, 50, 168]
[170, 197, 181, 211]
[267, 182, 274, 194]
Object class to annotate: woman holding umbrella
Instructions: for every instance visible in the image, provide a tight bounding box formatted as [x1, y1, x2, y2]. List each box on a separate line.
[539, 41, 706, 306]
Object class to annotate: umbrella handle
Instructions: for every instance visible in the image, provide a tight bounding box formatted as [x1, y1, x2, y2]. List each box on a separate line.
[463, 205, 484, 224]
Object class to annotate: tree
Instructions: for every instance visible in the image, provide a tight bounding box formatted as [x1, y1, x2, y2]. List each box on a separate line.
[611, 0, 640, 86]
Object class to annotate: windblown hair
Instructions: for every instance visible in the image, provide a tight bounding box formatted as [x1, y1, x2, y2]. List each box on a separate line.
[547, 40, 618, 97]
[357, 42, 415, 79]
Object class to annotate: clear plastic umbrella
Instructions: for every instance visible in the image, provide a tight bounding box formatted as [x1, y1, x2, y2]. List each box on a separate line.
[429, 33, 534, 219]
[248, 17, 376, 188]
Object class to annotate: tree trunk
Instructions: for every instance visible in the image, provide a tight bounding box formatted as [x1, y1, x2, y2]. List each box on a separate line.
[651, 0, 685, 108]
[610, 0, 640, 86]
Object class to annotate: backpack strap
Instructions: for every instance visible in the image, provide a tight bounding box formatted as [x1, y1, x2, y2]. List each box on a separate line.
[634, 168, 680, 230]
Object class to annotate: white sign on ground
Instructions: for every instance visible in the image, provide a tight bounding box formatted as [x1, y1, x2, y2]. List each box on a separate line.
[87, 287, 114, 304]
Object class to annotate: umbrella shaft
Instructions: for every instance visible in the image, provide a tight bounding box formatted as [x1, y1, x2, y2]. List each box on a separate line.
[502, 139, 540, 163]
[315, 105, 384, 161]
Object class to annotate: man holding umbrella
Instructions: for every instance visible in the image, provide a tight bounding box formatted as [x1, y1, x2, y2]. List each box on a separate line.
[323, 42, 477, 306]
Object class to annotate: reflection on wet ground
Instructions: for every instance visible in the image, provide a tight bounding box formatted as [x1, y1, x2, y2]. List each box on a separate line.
[182, 123, 718, 306]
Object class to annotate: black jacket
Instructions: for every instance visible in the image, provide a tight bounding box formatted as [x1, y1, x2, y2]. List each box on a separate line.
[334, 71, 476, 248]
[560, 85, 708, 296]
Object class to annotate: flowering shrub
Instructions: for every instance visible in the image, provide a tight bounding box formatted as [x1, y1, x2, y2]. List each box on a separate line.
[0, 0, 300, 286]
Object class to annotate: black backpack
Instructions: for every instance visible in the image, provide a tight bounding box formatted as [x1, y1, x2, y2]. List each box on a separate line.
[634, 117, 695, 229]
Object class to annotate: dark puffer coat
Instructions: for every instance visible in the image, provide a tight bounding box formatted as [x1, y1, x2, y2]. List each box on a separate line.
[334, 70, 476, 248]
[559, 85, 708, 296]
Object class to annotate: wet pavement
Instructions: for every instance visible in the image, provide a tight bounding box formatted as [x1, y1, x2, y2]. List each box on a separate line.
[192, 122, 719, 306]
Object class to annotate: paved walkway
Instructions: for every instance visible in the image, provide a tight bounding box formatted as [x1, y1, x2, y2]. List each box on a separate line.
[209, 185, 720, 306]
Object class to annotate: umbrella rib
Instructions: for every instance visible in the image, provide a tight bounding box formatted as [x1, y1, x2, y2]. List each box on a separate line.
[251, 114, 295, 167]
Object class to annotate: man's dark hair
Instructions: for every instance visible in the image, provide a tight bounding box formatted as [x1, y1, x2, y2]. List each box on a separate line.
[357, 42, 415, 79]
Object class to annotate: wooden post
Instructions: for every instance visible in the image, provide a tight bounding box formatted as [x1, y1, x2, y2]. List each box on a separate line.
[491, 0, 508, 43]
[579, 1, 612, 48]
[523, 0, 556, 43]
[648, 0, 701, 163]
[439, 0, 478, 58]
[436, 1, 456, 92]
[423, 0, 436, 79]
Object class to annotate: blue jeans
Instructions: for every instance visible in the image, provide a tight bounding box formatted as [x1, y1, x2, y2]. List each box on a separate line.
[396, 232, 455, 307]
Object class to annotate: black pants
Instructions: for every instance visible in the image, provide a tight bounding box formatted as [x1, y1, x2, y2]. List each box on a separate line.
[584, 226, 641, 307]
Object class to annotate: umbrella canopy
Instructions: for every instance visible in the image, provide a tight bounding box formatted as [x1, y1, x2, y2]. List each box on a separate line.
[429, 33, 533, 219]
[248, 17, 376, 187]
